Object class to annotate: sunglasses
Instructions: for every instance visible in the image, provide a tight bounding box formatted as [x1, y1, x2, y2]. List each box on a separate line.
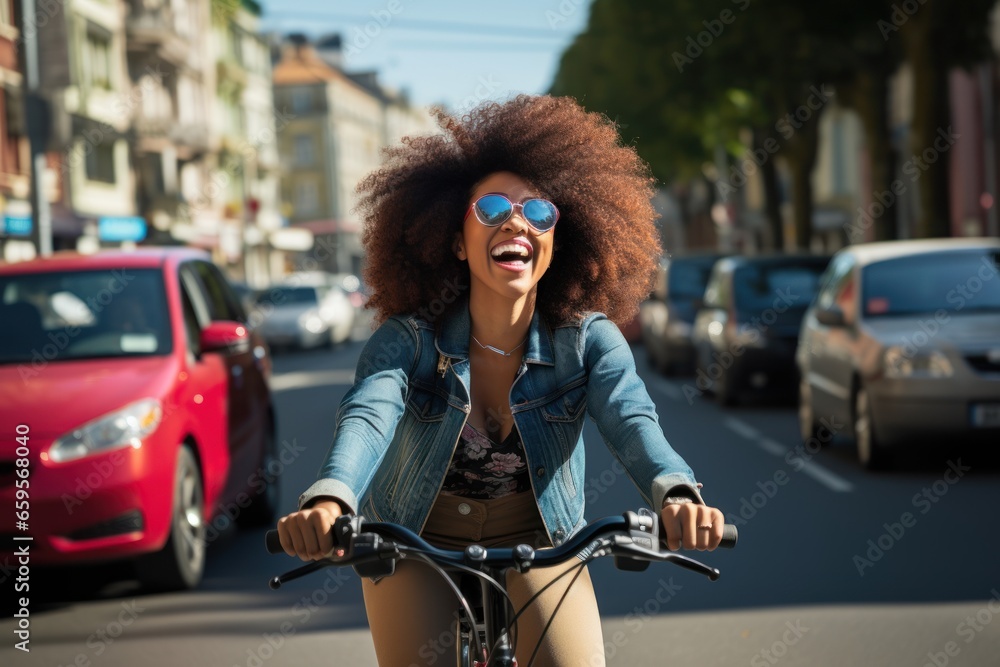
[464, 193, 560, 234]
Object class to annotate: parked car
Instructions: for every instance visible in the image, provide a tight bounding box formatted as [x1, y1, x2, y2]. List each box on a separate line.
[252, 274, 355, 351]
[0, 249, 277, 590]
[797, 238, 1000, 469]
[328, 272, 370, 310]
[640, 253, 725, 374]
[692, 253, 831, 405]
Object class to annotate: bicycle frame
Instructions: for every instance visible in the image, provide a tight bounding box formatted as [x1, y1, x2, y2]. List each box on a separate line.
[461, 565, 517, 667]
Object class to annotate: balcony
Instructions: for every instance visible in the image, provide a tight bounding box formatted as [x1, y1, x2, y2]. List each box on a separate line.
[133, 115, 210, 158]
[126, 1, 190, 68]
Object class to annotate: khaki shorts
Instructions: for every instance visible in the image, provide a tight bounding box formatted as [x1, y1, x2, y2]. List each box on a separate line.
[422, 491, 552, 550]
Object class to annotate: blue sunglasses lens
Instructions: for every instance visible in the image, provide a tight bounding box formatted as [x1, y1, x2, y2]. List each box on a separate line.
[475, 195, 512, 225]
[522, 199, 558, 231]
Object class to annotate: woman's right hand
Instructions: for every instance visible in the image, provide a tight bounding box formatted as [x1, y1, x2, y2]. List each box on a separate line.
[276, 499, 344, 561]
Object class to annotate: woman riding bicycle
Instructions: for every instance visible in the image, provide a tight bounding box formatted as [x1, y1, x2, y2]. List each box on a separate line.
[277, 95, 727, 667]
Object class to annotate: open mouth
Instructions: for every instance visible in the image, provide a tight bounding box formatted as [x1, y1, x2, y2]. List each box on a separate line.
[490, 238, 533, 270]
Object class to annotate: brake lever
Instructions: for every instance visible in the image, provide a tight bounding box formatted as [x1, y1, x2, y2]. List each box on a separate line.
[609, 538, 722, 581]
[614, 508, 659, 572]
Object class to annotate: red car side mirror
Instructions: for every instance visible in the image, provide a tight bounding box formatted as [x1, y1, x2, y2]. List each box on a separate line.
[200, 321, 250, 354]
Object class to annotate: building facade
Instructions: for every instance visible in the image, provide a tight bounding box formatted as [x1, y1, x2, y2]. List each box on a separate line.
[273, 34, 436, 275]
[33, 0, 136, 251]
[0, 0, 30, 261]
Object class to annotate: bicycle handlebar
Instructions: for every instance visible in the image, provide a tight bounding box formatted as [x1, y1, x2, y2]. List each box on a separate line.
[264, 512, 736, 582]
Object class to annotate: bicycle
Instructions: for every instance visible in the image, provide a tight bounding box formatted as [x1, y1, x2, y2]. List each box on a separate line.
[265, 509, 737, 667]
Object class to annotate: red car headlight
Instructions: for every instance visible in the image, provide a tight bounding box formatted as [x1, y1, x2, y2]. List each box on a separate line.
[49, 398, 163, 463]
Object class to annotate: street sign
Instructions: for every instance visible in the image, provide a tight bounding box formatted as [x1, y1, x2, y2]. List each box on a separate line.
[2, 214, 33, 236]
[98, 216, 147, 242]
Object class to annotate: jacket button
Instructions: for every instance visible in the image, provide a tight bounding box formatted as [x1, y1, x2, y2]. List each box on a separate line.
[458, 503, 471, 516]
[554, 528, 566, 541]
[536, 467, 545, 477]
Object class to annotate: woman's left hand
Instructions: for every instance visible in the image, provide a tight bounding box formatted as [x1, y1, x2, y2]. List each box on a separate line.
[660, 502, 726, 551]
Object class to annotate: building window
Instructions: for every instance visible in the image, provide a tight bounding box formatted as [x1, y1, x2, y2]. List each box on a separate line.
[85, 142, 116, 184]
[83, 27, 113, 90]
[295, 181, 318, 215]
[294, 134, 314, 166]
[292, 89, 311, 114]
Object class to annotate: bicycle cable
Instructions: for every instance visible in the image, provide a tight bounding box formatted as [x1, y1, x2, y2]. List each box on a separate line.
[486, 548, 599, 666]
[402, 547, 522, 662]
[523, 559, 589, 667]
[406, 547, 522, 654]
[503, 544, 606, 633]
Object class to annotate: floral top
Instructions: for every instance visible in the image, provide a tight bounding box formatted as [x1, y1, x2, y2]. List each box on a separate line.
[440, 422, 531, 499]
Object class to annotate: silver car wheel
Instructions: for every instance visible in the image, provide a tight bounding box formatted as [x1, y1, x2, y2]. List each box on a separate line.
[855, 387, 888, 469]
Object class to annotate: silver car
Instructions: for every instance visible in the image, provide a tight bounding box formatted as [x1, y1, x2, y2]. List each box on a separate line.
[252, 279, 355, 351]
[797, 238, 1000, 469]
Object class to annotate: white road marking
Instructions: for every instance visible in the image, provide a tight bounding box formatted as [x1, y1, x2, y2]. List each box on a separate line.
[724, 417, 854, 493]
[794, 458, 855, 493]
[724, 417, 760, 440]
[756, 437, 788, 456]
[271, 369, 356, 392]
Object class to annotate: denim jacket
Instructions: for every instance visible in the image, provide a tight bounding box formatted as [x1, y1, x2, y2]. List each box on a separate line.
[299, 299, 704, 547]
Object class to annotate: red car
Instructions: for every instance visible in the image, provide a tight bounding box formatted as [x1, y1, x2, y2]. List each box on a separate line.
[0, 249, 276, 590]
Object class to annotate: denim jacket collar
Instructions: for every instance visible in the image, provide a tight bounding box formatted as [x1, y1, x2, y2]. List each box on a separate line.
[434, 297, 555, 366]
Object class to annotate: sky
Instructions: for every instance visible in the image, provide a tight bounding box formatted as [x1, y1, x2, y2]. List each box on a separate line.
[259, 0, 593, 112]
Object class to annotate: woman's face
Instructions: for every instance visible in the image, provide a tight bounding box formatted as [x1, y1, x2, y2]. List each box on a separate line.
[456, 171, 556, 303]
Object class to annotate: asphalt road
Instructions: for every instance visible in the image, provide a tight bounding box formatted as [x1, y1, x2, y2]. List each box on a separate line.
[3, 339, 999, 667]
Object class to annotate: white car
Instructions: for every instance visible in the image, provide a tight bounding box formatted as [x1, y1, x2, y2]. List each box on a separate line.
[253, 280, 354, 351]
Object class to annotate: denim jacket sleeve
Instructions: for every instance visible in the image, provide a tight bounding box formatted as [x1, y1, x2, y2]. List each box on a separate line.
[297, 316, 416, 513]
[583, 316, 705, 510]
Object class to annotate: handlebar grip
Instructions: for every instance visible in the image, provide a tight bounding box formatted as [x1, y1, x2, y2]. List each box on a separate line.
[719, 523, 738, 549]
[265, 529, 283, 555]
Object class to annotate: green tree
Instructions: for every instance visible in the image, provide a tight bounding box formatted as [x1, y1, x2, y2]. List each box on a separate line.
[552, 0, 996, 249]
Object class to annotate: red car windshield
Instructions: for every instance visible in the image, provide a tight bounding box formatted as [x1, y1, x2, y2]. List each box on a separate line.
[0, 268, 173, 363]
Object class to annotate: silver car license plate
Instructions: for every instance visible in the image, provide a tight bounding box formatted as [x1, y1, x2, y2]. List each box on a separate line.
[971, 403, 1000, 428]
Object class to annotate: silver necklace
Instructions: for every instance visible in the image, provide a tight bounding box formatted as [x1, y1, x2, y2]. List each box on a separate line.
[471, 334, 527, 357]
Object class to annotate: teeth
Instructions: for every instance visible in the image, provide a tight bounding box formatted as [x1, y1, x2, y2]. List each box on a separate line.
[490, 243, 530, 258]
